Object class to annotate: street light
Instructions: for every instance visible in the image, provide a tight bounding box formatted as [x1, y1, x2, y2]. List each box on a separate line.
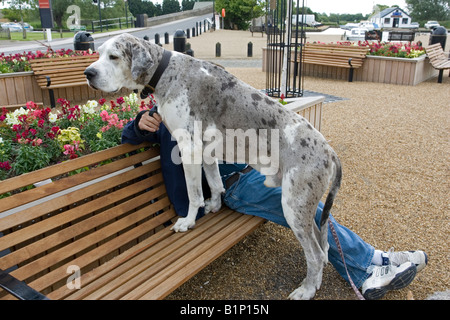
[93, 0, 102, 32]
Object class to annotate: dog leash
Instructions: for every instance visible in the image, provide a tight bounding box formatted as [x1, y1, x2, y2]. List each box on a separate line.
[328, 219, 365, 300]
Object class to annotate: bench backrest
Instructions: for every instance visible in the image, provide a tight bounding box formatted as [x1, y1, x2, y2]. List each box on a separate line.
[29, 55, 99, 89]
[304, 44, 369, 58]
[0, 142, 176, 299]
[426, 43, 449, 67]
[302, 44, 369, 68]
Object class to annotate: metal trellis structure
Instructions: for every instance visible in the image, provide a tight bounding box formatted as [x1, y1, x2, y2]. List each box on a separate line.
[265, 0, 306, 98]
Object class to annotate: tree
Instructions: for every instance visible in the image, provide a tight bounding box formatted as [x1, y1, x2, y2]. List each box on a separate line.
[128, 0, 161, 17]
[162, 0, 180, 15]
[215, 0, 265, 30]
[406, 0, 450, 21]
[181, 0, 195, 11]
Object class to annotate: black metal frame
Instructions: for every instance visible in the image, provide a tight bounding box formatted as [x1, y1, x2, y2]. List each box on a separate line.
[265, 0, 306, 98]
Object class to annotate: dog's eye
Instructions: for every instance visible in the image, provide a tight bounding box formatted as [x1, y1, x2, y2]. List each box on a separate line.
[109, 55, 119, 60]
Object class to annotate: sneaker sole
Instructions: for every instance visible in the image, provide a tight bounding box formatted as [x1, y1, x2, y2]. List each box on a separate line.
[363, 265, 417, 300]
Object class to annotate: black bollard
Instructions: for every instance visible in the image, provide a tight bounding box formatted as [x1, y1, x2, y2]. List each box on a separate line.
[216, 42, 221, 57]
[248, 42, 253, 57]
[164, 32, 169, 45]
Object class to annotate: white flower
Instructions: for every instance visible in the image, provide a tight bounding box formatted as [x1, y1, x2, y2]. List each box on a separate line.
[49, 112, 58, 123]
[5, 108, 28, 126]
[0, 136, 3, 144]
[82, 100, 97, 115]
[124, 92, 138, 105]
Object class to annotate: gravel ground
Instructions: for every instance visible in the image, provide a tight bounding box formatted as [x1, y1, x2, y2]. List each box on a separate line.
[163, 30, 449, 300]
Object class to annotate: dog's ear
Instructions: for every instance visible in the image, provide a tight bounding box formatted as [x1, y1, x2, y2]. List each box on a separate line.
[129, 40, 154, 82]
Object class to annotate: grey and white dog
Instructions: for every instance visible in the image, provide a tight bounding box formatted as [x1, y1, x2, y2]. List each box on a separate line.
[84, 33, 342, 300]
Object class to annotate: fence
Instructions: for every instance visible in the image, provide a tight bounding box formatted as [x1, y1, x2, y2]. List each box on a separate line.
[0, 28, 11, 40]
[91, 17, 135, 33]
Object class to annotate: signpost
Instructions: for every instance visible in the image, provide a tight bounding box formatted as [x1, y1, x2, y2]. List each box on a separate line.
[38, 0, 54, 42]
[221, 8, 225, 29]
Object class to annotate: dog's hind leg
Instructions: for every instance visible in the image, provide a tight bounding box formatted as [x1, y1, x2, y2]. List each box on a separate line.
[203, 159, 225, 213]
[282, 173, 328, 300]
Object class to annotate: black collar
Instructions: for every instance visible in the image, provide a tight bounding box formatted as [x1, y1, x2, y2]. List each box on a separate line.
[140, 50, 172, 99]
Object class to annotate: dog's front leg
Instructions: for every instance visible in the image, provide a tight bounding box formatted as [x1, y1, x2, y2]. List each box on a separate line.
[171, 139, 205, 232]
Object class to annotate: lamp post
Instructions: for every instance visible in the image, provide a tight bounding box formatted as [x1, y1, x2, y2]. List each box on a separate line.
[125, 0, 128, 28]
[93, 0, 102, 32]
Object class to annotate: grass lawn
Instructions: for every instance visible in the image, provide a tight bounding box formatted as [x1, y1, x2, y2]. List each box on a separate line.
[2, 27, 125, 42]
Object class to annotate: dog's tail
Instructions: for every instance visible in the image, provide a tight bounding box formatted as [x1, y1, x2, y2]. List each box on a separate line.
[320, 155, 342, 227]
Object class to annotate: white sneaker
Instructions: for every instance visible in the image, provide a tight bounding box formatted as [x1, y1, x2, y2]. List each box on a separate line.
[388, 249, 428, 272]
[362, 262, 417, 300]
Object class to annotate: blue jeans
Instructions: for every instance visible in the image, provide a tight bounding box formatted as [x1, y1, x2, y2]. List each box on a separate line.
[221, 169, 374, 288]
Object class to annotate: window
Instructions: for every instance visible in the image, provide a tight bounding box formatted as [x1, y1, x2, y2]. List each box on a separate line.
[402, 18, 408, 24]
[384, 18, 390, 24]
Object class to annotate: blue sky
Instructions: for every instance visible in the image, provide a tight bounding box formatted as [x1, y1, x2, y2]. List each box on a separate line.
[305, 0, 407, 15]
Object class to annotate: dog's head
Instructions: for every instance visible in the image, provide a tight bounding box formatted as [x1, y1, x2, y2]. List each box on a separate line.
[84, 33, 162, 93]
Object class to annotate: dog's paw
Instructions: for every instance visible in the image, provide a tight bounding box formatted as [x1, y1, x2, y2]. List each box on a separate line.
[288, 284, 316, 300]
[205, 197, 222, 214]
[171, 217, 195, 232]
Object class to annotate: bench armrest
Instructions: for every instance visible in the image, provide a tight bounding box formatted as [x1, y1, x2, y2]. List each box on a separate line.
[0, 269, 50, 300]
[348, 58, 353, 68]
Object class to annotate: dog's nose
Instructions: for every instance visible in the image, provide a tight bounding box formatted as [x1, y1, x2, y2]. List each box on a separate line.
[84, 68, 97, 80]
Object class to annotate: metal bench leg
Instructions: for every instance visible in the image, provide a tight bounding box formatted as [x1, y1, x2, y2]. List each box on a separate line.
[348, 67, 354, 82]
[348, 58, 354, 82]
[437, 70, 443, 83]
[49, 89, 56, 108]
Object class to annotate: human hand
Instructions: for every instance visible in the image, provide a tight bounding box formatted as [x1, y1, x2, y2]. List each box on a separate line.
[138, 110, 162, 132]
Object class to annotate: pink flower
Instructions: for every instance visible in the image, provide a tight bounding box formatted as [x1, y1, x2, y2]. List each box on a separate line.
[100, 110, 110, 121]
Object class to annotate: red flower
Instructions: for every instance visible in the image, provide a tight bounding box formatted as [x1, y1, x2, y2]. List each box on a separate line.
[116, 97, 124, 105]
[98, 98, 106, 105]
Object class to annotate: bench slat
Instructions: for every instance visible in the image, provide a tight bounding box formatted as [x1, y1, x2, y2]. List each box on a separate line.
[79, 210, 242, 300]
[0, 142, 151, 195]
[141, 215, 264, 300]
[0, 153, 159, 225]
[8, 195, 172, 284]
[0, 176, 165, 267]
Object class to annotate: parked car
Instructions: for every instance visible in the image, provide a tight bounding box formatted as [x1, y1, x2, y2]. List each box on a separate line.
[424, 21, 440, 29]
[20, 23, 34, 31]
[410, 22, 420, 29]
[1, 22, 23, 32]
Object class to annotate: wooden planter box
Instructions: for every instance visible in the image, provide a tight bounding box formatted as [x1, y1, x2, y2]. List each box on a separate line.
[0, 71, 129, 109]
[353, 55, 438, 85]
[0, 72, 41, 108]
[262, 47, 439, 86]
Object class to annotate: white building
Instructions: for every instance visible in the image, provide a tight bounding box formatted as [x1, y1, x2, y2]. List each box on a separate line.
[370, 7, 413, 29]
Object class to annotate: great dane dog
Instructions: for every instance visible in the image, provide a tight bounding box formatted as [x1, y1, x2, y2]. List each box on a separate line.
[84, 33, 342, 300]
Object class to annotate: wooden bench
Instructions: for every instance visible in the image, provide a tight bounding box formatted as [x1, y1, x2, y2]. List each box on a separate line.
[0, 143, 265, 300]
[426, 43, 450, 83]
[28, 55, 99, 108]
[301, 44, 369, 82]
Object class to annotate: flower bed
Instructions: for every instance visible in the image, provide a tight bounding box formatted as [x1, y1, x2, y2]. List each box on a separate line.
[0, 48, 97, 74]
[0, 93, 155, 181]
[346, 40, 426, 59]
